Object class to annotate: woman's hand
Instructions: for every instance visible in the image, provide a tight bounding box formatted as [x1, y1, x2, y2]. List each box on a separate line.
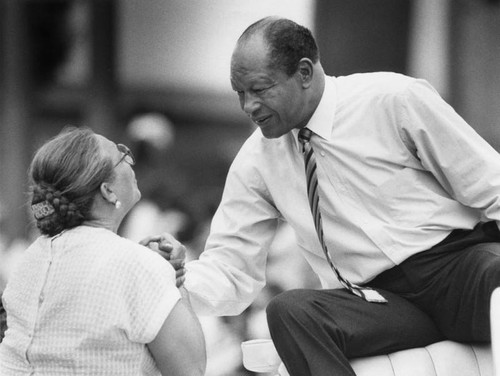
[140, 233, 187, 287]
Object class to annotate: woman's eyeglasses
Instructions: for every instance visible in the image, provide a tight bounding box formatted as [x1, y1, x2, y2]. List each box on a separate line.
[114, 144, 136, 167]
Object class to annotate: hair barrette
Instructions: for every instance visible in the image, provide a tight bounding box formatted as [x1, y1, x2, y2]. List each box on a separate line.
[31, 201, 55, 220]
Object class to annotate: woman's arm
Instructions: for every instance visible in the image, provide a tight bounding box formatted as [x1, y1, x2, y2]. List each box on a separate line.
[148, 287, 206, 376]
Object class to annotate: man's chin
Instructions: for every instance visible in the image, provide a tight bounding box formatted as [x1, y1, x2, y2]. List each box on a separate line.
[259, 126, 283, 139]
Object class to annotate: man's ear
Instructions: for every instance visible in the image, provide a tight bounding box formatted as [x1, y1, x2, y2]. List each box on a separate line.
[100, 182, 116, 205]
[297, 58, 314, 88]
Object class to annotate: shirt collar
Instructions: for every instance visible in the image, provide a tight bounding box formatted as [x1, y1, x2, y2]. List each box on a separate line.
[292, 76, 337, 151]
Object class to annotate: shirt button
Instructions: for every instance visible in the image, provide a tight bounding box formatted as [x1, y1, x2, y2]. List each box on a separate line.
[320, 151, 326, 157]
[39, 295, 44, 303]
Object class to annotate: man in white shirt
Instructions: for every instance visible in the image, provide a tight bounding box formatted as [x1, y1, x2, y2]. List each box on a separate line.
[160, 17, 500, 376]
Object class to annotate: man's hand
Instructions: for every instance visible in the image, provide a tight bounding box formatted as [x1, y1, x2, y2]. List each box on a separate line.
[140, 233, 187, 287]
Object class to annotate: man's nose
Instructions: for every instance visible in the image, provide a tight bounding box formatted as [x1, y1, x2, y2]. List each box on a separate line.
[242, 92, 260, 115]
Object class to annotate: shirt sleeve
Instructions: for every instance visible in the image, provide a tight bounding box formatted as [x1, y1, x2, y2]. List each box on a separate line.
[399, 79, 500, 226]
[185, 143, 281, 316]
[119, 247, 181, 343]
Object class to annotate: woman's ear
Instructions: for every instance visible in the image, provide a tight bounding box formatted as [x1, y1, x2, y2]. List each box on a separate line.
[100, 182, 116, 205]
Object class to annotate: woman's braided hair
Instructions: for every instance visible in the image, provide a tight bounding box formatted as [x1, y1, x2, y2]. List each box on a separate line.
[29, 127, 114, 236]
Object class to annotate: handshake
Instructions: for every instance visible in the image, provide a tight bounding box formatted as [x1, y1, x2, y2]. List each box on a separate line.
[140, 233, 187, 287]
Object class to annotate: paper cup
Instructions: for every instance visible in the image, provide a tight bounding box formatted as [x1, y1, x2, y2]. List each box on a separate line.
[241, 339, 282, 373]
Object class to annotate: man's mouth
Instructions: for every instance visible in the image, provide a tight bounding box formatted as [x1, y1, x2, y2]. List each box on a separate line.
[253, 115, 272, 126]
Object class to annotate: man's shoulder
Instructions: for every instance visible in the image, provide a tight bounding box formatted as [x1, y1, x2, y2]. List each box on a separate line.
[334, 71, 416, 95]
[336, 71, 414, 83]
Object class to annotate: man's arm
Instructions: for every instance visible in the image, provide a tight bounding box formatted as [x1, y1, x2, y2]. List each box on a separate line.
[186, 150, 282, 316]
[143, 140, 282, 316]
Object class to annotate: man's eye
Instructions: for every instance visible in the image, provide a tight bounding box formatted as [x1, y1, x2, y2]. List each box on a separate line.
[254, 87, 267, 93]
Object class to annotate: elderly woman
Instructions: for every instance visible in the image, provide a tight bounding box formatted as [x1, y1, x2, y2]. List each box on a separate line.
[0, 127, 206, 376]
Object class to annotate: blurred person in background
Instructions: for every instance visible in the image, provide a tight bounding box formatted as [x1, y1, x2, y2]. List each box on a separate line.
[151, 16, 500, 376]
[121, 112, 197, 248]
[0, 127, 205, 376]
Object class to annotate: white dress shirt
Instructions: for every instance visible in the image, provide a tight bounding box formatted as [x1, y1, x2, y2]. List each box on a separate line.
[0, 226, 180, 375]
[186, 72, 500, 316]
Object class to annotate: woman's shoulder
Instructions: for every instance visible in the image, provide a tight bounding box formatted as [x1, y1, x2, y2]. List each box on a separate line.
[69, 226, 141, 250]
[62, 227, 176, 293]
[67, 226, 171, 272]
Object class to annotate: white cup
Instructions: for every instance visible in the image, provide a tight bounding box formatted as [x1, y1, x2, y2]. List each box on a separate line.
[241, 339, 282, 373]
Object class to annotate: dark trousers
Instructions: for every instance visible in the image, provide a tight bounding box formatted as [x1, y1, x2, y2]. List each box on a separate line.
[266, 221, 500, 376]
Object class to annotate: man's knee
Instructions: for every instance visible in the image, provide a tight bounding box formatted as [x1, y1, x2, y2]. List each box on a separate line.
[474, 244, 500, 291]
[266, 289, 315, 328]
[266, 289, 310, 315]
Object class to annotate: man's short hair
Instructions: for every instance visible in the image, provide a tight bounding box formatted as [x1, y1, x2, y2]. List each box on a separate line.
[239, 17, 320, 77]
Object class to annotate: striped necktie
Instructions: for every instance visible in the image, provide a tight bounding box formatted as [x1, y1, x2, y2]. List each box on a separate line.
[298, 127, 387, 303]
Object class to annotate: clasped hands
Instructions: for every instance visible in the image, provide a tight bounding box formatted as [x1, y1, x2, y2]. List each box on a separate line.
[140, 233, 187, 287]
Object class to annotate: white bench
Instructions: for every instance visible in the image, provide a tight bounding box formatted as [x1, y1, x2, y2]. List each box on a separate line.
[242, 339, 492, 376]
[243, 285, 500, 376]
[350, 341, 491, 376]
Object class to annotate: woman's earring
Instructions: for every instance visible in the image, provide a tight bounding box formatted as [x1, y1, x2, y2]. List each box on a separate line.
[115, 200, 122, 209]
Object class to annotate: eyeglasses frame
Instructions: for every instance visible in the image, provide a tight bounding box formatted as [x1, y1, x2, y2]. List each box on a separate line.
[114, 144, 136, 168]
